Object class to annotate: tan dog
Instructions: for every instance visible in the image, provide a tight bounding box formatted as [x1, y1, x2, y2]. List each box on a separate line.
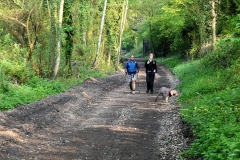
[155, 87, 178, 103]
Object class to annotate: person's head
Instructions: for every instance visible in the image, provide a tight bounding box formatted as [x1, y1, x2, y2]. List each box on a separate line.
[149, 53, 154, 60]
[130, 55, 134, 61]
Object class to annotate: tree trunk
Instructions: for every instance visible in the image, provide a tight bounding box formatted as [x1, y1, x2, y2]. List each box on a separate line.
[53, 0, 64, 79]
[116, 0, 128, 69]
[25, 5, 40, 74]
[93, 0, 108, 67]
[211, 0, 217, 51]
[47, 0, 57, 78]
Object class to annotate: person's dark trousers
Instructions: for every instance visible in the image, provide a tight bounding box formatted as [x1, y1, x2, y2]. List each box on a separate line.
[146, 73, 155, 93]
[147, 82, 150, 91]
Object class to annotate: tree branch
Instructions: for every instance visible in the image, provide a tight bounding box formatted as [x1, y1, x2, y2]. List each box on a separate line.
[0, 12, 26, 28]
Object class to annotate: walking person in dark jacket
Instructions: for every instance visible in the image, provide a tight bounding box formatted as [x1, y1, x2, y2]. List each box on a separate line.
[144, 53, 157, 94]
[124, 55, 140, 94]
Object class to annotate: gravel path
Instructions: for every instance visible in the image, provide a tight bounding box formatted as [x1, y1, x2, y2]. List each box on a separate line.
[0, 59, 193, 160]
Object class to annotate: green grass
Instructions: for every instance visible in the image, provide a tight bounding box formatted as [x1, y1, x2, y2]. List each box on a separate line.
[161, 55, 240, 160]
[0, 68, 110, 111]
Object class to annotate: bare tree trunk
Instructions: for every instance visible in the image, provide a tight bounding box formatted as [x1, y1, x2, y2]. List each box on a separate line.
[54, 0, 64, 79]
[211, 0, 217, 51]
[116, 0, 128, 69]
[47, 0, 57, 78]
[93, 0, 108, 67]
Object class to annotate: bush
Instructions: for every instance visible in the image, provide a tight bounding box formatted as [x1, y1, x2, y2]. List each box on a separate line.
[206, 38, 240, 69]
[0, 35, 31, 85]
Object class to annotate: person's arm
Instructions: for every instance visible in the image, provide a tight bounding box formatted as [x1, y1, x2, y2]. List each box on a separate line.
[144, 60, 147, 68]
[154, 60, 157, 73]
[144, 60, 148, 73]
[136, 62, 140, 73]
[124, 62, 128, 74]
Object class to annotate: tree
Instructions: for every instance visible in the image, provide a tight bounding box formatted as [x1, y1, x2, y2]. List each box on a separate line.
[47, 0, 57, 78]
[94, 0, 108, 67]
[211, 0, 217, 51]
[116, 0, 129, 68]
[62, 0, 74, 74]
[53, 0, 64, 79]
[0, 1, 56, 76]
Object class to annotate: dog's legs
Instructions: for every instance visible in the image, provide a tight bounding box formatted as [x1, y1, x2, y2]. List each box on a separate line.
[165, 96, 169, 103]
[162, 95, 165, 101]
[155, 93, 161, 102]
[155, 93, 162, 102]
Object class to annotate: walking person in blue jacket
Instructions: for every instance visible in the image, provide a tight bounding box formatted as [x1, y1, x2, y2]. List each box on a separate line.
[124, 55, 140, 94]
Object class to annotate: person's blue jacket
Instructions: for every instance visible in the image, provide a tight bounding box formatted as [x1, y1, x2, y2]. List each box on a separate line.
[124, 60, 140, 75]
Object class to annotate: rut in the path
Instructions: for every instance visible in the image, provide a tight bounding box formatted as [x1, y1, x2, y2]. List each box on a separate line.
[0, 59, 193, 160]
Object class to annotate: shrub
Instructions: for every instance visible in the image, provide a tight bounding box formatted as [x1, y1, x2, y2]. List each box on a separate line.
[206, 38, 240, 69]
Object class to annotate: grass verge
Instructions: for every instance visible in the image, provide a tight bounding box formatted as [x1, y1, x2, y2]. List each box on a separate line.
[160, 55, 240, 160]
[0, 68, 110, 111]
